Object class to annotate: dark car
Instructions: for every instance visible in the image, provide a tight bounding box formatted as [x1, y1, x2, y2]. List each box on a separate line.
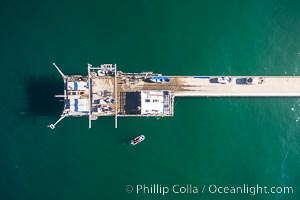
[236, 77, 254, 84]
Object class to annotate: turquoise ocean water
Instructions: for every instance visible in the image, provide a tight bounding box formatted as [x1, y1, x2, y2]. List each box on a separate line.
[1, 0, 300, 199]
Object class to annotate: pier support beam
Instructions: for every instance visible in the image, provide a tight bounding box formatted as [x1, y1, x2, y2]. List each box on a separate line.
[88, 64, 92, 129]
[52, 63, 66, 79]
[48, 115, 66, 129]
[114, 64, 118, 128]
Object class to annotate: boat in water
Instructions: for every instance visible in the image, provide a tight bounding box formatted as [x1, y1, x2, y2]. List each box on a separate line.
[130, 135, 145, 146]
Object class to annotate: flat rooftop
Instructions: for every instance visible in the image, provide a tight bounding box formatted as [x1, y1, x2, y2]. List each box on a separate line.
[140, 90, 172, 115]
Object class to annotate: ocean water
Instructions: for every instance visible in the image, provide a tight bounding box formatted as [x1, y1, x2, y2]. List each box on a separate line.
[1, 0, 300, 199]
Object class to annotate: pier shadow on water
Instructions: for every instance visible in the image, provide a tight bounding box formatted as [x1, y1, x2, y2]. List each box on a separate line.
[25, 75, 64, 117]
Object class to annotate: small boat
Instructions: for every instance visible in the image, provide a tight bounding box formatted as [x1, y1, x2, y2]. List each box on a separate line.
[130, 135, 145, 146]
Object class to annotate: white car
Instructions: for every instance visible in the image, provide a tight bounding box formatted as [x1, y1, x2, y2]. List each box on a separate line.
[218, 77, 232, 84]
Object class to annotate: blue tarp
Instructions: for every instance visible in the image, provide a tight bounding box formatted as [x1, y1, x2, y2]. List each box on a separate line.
[74, 99, 78, 111]
[150, 76, 171, 83]
[74, 82, 78, 90]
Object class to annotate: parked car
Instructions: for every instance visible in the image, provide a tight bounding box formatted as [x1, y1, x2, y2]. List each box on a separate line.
[217, 77, 232, 84]
[236, 77, 254, 84]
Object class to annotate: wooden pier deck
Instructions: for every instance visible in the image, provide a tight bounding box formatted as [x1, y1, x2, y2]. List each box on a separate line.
[117, 76, 300, 97]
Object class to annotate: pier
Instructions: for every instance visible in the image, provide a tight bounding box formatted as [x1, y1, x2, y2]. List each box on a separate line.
[48, 63, 300, 129]
[163, 76, 300, 97]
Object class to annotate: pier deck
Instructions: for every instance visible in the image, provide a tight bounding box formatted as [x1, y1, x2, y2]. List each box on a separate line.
[117, 76, 300, 97]
[49, 63, 300, 129]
